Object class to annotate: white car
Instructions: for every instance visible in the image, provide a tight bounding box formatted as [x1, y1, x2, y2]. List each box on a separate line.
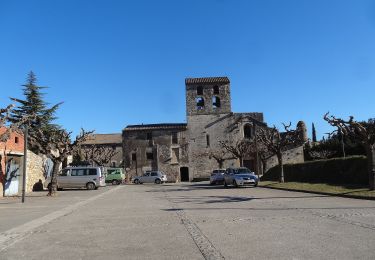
[209, 169, 226, 185]
[223, 167, 259, 188]
[133, 171, 167, 184]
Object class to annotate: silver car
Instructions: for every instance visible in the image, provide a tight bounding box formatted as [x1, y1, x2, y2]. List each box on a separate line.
[44, 166, 106, 190]
[133, 171, 167, 184]
[223, 167, 259, 188]
[209, 169, 226, 185]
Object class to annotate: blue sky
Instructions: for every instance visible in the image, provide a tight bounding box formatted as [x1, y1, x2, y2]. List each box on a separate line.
[0, 0, 374, 139]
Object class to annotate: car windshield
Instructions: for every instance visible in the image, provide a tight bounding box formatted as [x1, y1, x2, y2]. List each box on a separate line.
[235, 168, 251, 174]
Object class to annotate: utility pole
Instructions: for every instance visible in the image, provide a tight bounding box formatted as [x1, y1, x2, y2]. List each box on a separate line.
[21, 125, 28, 203]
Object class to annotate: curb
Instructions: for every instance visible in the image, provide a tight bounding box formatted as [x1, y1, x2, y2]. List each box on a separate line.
[259, 185, 375, 201]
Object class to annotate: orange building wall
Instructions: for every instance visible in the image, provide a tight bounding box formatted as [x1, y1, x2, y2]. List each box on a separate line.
[0, 127, 25, 192]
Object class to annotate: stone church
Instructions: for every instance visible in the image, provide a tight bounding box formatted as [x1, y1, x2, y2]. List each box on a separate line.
[122, 77, 305, 182]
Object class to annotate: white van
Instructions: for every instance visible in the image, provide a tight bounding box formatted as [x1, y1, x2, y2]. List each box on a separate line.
[44, 166, 106, 190]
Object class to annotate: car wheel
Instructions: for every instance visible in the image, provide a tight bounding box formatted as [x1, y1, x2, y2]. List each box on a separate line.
[232, 180, 238, 188]
[86, 182, 96, 190]
[134, 179, 140, 184]
[155, 179, 161, 184]
[112, 180, 118, 185]
[254, 182, 258, 187]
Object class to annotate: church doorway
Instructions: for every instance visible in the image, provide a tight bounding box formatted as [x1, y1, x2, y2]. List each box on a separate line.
[243, 160, 255, 172]
[180, 167, 189, 182]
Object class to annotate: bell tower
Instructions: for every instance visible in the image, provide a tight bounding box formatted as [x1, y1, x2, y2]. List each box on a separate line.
[185, 77, 232, 118]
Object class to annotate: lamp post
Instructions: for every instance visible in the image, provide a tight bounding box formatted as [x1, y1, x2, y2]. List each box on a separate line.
[21, 125, 28, 203]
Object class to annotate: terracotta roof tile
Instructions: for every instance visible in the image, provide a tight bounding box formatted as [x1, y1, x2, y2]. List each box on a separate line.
[82, 133, 122, 145]
[185, 77, 230, 85]
[124, 123, 187, 131]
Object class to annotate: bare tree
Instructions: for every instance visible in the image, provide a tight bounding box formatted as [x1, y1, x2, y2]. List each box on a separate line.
[324, 113, 375, 190]
[80, 144, 118, 167]
[308, 150, 336, 160]
[29, 128, 93, 196]
[256, 123, 303, 183]
[219, 139, 254, 167]
[196, 149, 234, 169]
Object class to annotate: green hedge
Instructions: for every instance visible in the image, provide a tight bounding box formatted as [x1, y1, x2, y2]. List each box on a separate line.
[261, 156, 368, 184]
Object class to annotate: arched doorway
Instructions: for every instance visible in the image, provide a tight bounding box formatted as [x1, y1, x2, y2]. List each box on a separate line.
[180, 167, 189, 182]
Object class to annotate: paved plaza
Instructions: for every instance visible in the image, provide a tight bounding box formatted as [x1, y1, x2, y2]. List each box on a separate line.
[1, 183, 375, 260]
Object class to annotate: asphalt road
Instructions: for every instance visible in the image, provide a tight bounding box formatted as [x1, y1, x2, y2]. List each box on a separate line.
[1, 183, 375, 260]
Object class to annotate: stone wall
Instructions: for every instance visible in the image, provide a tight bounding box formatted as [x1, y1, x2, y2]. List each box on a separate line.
[26, 150, 45, 193]
[264, 146, 305, 173]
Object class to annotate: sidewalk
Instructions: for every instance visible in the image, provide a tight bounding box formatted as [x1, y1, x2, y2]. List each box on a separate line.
[0, 187, 114, 233]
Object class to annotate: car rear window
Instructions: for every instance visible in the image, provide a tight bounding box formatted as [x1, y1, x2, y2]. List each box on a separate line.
[88, 169, 98, 176]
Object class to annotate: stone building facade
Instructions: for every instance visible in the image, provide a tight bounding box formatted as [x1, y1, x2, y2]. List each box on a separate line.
[122, 77, 305, 181]
[123, 124, 188, 182]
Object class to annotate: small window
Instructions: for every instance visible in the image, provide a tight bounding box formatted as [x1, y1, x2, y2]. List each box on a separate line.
[196, 97, 205, 110]
[151, 172, 158, 176]
[146, 132, 152, 140]
[212, 96, 221, 108]
[88, 169, 97, 176]
[131, 153, 137, 161]
[171, 148, 179, 163]
[244, 124, 252, 139]
[172, 132, 178, 144]
[15, 137, 19, 144]
[197, 86, 203, 95]
[206, 134, 210, 147]
[111, 161, 116, 167]
[213, 85, 219, 94]
[146, 152, 154, 160]
[71, 169, 86, 176]
[59, 169, 69, 176]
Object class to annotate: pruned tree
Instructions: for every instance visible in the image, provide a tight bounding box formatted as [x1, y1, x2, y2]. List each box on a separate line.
[256, 123, 304, 183]
[80, 144, 118, 167]
[219, 139, 254, 167]
[308, 150, 336, 160]
[197, 149, 234, 169]
[0, 104, 14, 142]
[324, 113, 375, 190]
[29, 128, 93, 196]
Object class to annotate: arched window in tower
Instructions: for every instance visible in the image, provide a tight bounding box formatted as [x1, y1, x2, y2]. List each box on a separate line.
[212, 96, 221, 108]
[196, 97, 205, 110]
[213, 85, 219, 94]
[244, 124, 252, 139]
[197, 86, 203, 95]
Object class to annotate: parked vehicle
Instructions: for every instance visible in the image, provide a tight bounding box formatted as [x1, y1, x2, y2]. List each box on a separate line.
[223, 167, 258, 188]
[209, 169, 226, 185]
[105, 168, 125, 185]
[133, 171, 167, 184]
[44, 166, 106, 190]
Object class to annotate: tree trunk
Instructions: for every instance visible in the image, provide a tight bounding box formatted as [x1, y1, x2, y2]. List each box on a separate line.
[239, 157, 243, 167]
[48, 160, 60, 196]
[277, 152, 284, 183]
[367, 144, 375, 191]
[261, 159, 267, 176]
[218, 159, 224, 169]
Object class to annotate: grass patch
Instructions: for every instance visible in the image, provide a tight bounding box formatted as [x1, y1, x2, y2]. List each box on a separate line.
[259, 181, 375, 199]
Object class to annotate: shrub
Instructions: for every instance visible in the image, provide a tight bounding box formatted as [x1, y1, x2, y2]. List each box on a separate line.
[261, 156, 367, 184]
